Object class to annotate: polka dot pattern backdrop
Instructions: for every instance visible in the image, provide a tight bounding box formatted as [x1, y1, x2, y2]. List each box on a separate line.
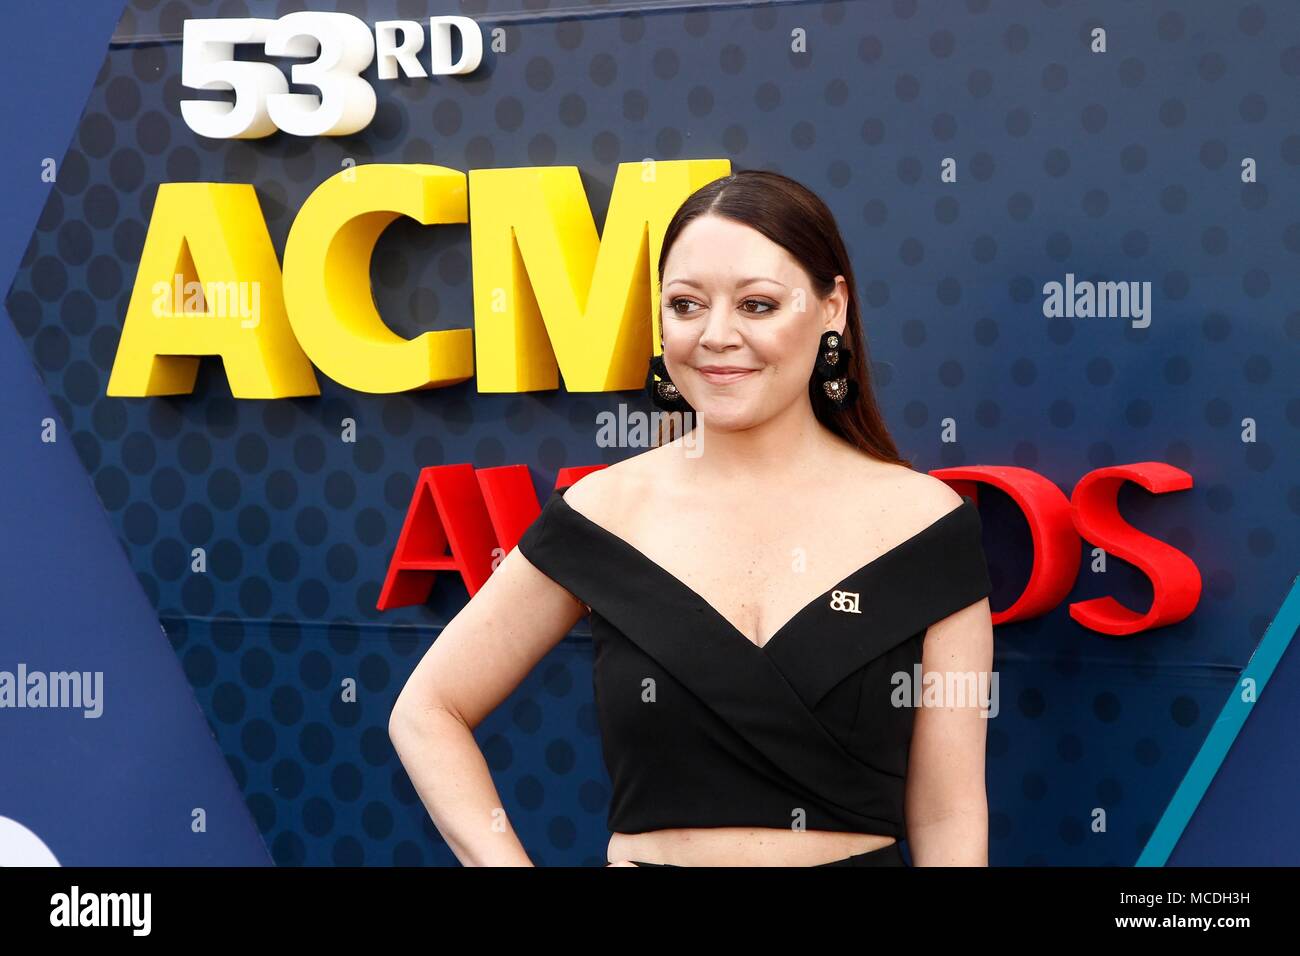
[6, 0, 1299, 865]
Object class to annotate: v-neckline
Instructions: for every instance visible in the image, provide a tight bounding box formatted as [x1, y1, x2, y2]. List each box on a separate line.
[547, 486, 974, 654]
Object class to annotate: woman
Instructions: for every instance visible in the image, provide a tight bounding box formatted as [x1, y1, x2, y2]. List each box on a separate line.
[389, 170, 994, 867]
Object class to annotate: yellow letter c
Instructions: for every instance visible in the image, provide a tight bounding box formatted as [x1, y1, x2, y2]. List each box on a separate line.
[282, 164, 474, 393]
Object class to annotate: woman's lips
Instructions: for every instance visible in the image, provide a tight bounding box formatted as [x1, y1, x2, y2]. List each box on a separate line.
[696, 367, 758, 384]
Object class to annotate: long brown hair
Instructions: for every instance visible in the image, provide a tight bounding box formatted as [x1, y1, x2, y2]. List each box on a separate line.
[653, 169, 910, 468]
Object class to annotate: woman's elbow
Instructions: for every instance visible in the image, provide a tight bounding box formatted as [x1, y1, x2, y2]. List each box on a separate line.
[389, 689, 463, 750]
[388, 690, 429, 751]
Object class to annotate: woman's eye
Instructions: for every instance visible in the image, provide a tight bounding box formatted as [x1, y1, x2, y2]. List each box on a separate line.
[667, 297, 775, 315]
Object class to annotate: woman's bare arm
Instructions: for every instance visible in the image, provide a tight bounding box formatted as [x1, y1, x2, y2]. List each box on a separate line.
[903, 594, 995, 866]
[388, 540, 587, 866]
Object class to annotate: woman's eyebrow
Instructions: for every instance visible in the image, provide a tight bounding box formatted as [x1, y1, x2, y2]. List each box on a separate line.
[663, 277, 788, 291]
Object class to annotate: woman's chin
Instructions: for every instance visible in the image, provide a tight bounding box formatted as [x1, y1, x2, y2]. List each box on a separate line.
[692, 404, 765, 432]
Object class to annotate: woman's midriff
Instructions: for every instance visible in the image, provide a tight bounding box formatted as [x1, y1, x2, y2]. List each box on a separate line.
[606, 827, 897, 867]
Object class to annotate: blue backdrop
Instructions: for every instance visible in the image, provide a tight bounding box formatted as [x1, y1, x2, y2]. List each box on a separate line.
[2, 0, 1297, 866]
[0, 0, 268, 866]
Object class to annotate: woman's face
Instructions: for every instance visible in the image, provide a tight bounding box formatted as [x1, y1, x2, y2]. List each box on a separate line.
[659, 214, 847, 431]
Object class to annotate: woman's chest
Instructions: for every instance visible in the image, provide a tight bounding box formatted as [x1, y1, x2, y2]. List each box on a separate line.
[587, 608, 926, 773]
[615, 519, 883, 651]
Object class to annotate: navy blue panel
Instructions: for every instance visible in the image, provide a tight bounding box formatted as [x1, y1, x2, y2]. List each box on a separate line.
[0, 0, 270, 865]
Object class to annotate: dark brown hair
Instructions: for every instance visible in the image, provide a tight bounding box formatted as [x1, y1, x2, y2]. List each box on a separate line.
[654, 169, 910, 468]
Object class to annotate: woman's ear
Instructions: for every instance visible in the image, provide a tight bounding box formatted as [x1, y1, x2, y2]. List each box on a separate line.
[825, 275, 850, 333]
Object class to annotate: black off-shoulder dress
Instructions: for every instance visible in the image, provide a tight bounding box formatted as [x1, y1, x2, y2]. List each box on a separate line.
[515, 482, 992, 843]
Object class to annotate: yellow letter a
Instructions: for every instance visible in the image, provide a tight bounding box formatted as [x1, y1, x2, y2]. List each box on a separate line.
[106, 183, 319, 397]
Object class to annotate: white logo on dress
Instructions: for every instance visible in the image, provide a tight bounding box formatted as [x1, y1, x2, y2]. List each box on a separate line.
[829, 590, 861, 614]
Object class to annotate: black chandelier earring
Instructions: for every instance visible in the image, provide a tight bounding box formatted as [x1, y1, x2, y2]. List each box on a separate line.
[815, 329, 858, 408]
[645, 349, 694, 413]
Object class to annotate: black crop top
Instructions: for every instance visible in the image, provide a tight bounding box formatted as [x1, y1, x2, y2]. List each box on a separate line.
[514, 482, 993, 840]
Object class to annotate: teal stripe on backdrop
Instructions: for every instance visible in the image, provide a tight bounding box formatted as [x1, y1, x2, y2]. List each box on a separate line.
[1138, 576, 1300, 866]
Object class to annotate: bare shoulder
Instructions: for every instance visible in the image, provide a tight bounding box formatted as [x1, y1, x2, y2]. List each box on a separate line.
[852, 461, 968, 533]
[904, 469, 968, 517]
[559, 449, 663, 528]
